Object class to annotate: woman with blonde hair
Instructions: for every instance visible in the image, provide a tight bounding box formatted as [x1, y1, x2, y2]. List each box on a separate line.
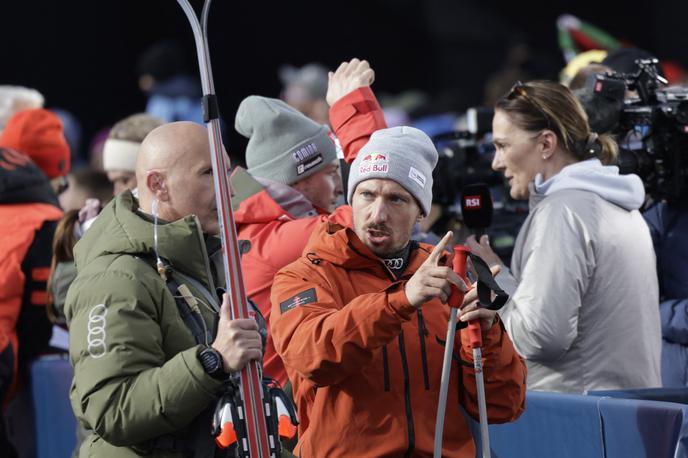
[469, 80, 662, 393]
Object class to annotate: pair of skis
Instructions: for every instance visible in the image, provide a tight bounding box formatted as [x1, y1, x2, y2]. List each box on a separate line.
[176, 1, 290, 456]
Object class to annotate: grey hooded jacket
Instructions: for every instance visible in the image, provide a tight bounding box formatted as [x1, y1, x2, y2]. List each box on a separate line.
[497, 159, 662, 393]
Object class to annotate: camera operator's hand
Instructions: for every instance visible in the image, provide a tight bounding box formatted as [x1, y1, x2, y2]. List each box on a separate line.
[212, 294, 263, 372]
[466, 234, 504, 268]
[459, 264, 501, 330]
[326, 58, 375, 107]
[405, 231, 469, 308]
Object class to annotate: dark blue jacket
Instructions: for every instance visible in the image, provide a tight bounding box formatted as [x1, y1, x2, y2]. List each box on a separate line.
[644, 202, 688, 387]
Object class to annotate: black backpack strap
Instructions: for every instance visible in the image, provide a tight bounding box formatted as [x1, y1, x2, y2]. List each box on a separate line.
[129, 258, 223, 455]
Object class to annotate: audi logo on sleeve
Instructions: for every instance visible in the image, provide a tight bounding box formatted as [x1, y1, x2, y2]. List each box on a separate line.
[87, 304, 108, 358]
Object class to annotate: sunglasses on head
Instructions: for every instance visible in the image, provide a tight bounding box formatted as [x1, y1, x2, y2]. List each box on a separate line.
[507, 81, 552, 130]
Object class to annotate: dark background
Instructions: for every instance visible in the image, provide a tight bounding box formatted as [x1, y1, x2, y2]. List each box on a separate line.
[1, 0, 686, 163]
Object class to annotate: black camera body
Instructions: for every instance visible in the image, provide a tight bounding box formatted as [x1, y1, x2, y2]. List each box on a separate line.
[586, 59, 688, 202]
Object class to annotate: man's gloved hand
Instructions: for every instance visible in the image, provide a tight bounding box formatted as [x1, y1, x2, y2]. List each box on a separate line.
[326, 58, 375, 107]
[212, 294, 263, 372]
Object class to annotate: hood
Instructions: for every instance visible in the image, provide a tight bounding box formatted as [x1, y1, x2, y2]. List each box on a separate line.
[74, 191, 214, 290]
[232, 166, 320, 225]
[531, 159, 645, 211]
[0, 148, 59, 206]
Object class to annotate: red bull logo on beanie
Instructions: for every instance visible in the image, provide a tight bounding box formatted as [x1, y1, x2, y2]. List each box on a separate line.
[359, 152, 389, 175]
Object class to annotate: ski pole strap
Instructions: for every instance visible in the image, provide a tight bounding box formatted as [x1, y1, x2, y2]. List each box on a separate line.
[456, 254, 509, 331]
[468, 253, 509, 311]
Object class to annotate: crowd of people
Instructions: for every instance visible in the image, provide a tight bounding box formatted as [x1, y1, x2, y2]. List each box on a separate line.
[0, 36, 684, 458]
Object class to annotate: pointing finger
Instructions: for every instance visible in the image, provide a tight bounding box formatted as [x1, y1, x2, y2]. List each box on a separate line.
[426, 231, 452, 266]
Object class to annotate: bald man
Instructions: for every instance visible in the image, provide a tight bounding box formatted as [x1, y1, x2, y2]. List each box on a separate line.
[65, 122, 262, 457]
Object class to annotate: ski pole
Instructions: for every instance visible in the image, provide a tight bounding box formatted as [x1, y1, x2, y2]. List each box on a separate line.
[434, 246, 492, 458]
[468, 305, 491, 458]
[434, 245, 470, 458]
[176, 1, 274, 456]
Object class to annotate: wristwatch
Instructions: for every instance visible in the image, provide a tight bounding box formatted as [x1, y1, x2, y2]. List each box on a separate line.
[198, 346, 227, 380]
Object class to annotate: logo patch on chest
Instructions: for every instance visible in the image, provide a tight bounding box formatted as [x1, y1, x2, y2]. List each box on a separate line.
[280, 287, 318, 314]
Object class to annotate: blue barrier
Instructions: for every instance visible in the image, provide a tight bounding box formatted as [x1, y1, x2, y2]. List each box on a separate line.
[476, 392, 605, 458]
[598, 397, 688, 458]
[590, 387, 688, 405]
[25, 356, 688, 458]
[31, 355, 76, 458]
[473, 390, 688, 458]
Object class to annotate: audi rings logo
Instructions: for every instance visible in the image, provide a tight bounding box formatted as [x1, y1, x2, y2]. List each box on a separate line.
[87, 304, 108, 358]
[384, 258, 404, 270]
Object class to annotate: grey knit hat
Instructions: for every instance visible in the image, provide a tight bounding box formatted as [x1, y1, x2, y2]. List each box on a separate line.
[235, 95, 337, 185]
[348, 126, 438, 215]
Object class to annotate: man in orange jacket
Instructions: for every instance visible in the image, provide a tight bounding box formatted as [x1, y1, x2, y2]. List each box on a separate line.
[231, 59, 387, 386]
[270, 126, 526, 457]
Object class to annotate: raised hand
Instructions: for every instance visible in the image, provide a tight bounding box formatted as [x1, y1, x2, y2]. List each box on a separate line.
[326, 58, 375, 107]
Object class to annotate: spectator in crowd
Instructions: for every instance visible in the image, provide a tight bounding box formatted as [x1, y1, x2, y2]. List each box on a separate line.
[467, 80, 661, 393]
[58, 168, 113, 211]
[270, 126, 526, 457]
[137, 40, 203, 124]
[50, 173, 113, 326]
[51, 108, 84, 167]
[0, 107, 71, 364]
[279, 62, 331, 125]
[644, 201, 688, 387]
[66, 122, 262, 457]
[87, 127, 110, 171]
[559, 49, 608, 88]
[0, 147, 64, 457]
[0, 106, 71, 456]
[0, 86, 44, 133]
[231, 58, 386, 386]
[102, 113, 164, 194]
[0, 108, 71, 192]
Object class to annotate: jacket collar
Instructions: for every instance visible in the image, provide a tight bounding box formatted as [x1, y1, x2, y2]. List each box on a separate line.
[305, 220, 434, 280]
[231, 167, 325, 225]
[0, 148, 59, 207]
[75, 191, 215, 291]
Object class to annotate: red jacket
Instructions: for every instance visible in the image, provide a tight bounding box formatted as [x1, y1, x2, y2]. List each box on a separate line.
[270, 221, 526, 457]
[0, 148, 62, 402]
[232, 87, 387, 385]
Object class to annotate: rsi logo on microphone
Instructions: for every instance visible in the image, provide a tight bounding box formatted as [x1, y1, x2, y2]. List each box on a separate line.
[464, 195, 482, 209]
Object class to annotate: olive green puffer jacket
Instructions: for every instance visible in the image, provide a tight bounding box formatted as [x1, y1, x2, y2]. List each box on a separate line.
[65, 191, 225, 457]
